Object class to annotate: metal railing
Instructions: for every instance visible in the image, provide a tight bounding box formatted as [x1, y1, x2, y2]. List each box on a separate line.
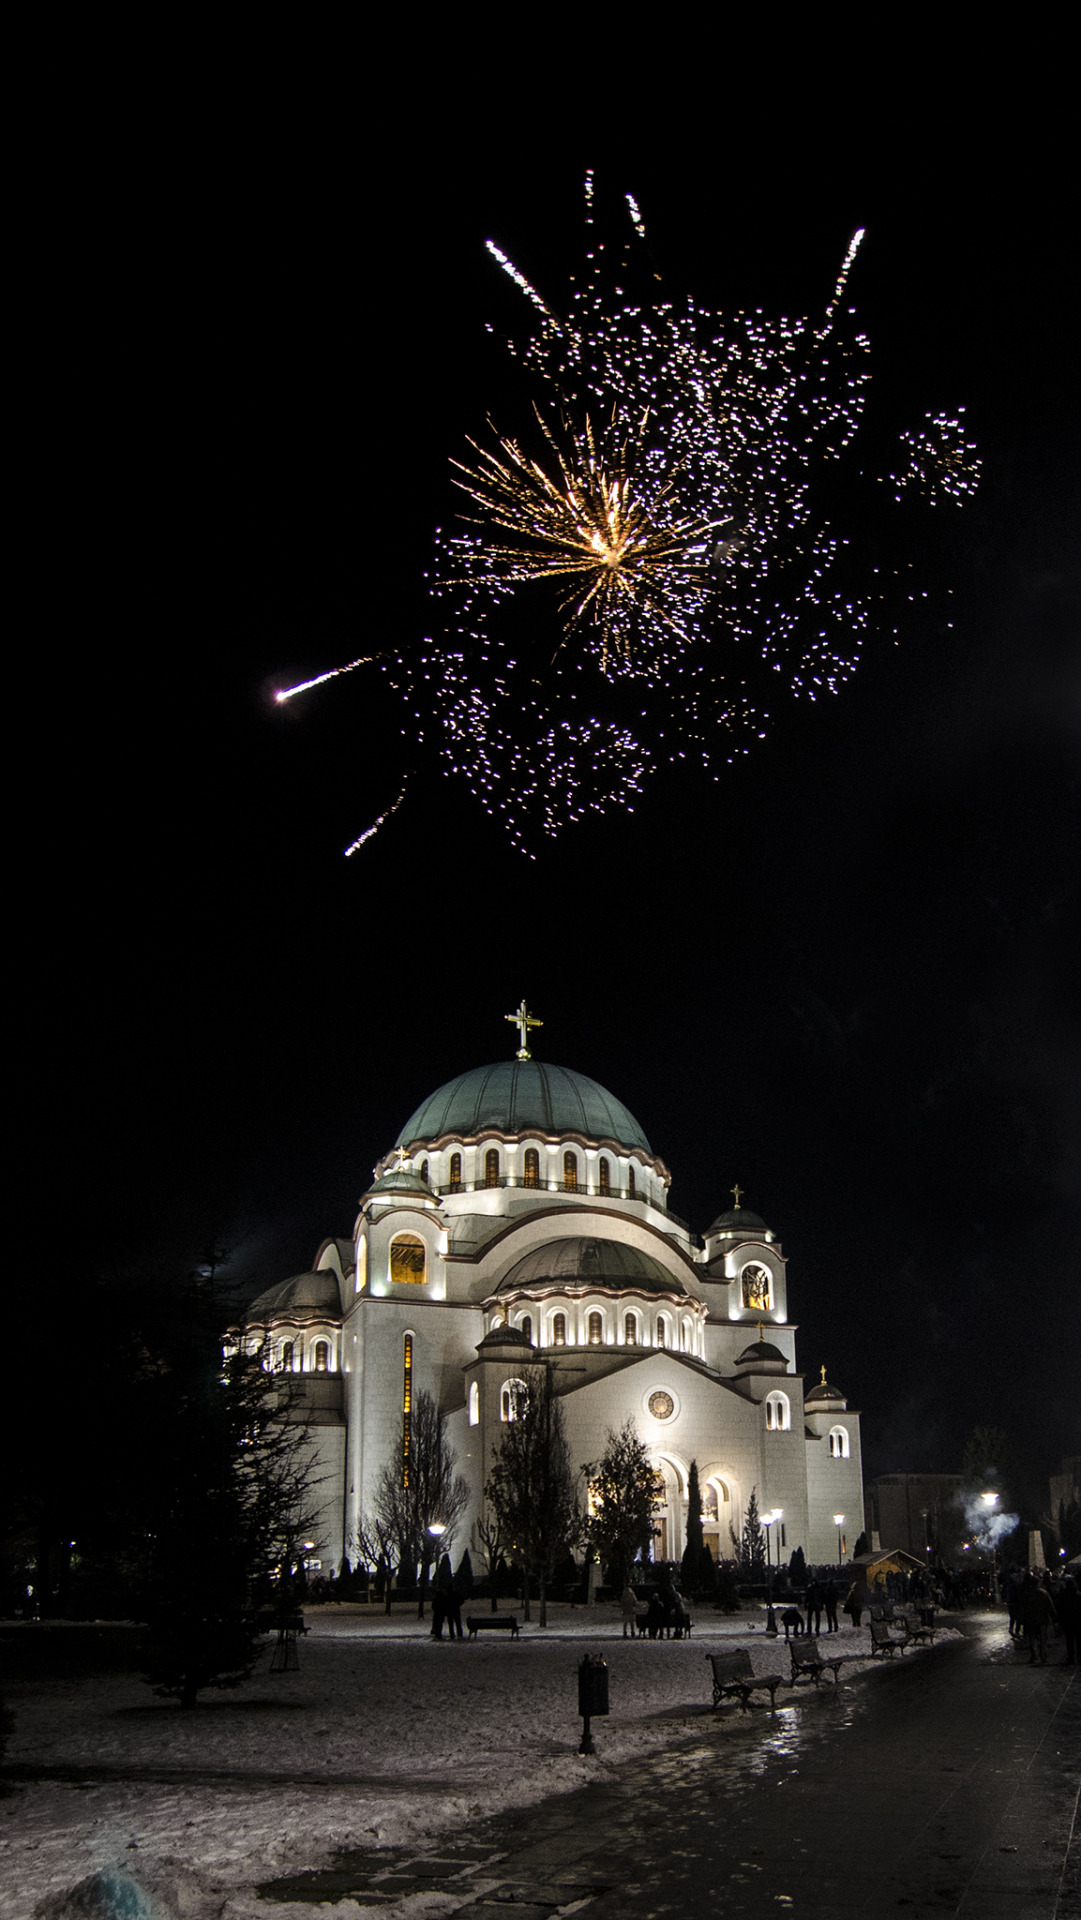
[433, 1174, 661, 1206]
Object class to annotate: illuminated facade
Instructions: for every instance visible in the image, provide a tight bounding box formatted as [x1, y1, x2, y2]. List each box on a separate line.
[241, 1032, 864, 1573]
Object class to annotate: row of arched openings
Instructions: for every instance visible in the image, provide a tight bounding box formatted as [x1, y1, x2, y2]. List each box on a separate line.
[426, 1150, 637, 1195]
[278, 1339, 331, 1372]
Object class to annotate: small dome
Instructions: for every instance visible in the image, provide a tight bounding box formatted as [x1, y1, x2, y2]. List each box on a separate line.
[246, 1270, 341, 1322]
[365, 1170, 433, 1200]
[736, 1339, 787, 1366]
[497, 1237, 686, 1297]
[806, 1374, 846, 1403]
[477, 1322, 534, 1351]
[396, 1060, 652, 1156]
[708, 1208, 769, 1235]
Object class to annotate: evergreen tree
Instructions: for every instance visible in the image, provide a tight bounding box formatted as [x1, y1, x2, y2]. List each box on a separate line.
[788, 1545, 807, 1586]
[582, 1419, 663, 1590]
[142, 1324, 320, 1708]
[681, 1460, 706, 1595]
[733, 1487, 766, 1577]
[486, 1365, 579, 1625]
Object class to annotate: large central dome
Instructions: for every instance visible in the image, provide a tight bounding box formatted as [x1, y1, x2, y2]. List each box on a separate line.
[396, 1060, 652, 1156]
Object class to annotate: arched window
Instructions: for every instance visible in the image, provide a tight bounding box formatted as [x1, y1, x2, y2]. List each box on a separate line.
[765, 1391, 791, 1432]
[656, 1318, 666, 1348]
[624, 1312, 637, 1345]
[563, 1150, 578, 1191]
[552, 1312, 567, 1347]
[829, 1425, 850, 1458]
[628, 1166, 636, 1197]
[523, 1148, 540, 1188]
[598, 1156, 611, 1195]
[484, 1148, 500, 1188]
[680, 1320, 690, 1353]
[421, 1159, 429, 1186]
[314, 1340, 329, 1372]
[501, 1378, 527, 1422]
[402, 1334, 413, 1486]
[521, 1315, 532, 1344]
[390, 1234, 426, 1284]
[280, 1341, 294, 1372]
[449, 1152, 462, 1189]
[468, 1381, 480, 1426]
[588, 1311, 603, 1346]
[741, 1263, 771, 1311]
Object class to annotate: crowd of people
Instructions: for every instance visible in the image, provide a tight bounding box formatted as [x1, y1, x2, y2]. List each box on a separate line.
[1004, 1567, 1079, 1665]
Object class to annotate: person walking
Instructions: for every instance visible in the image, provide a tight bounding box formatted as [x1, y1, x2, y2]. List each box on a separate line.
[1055, 1575, 1079, 1665]
[1017, 1572, 1055, 1665]
[620, 1583, 638, 1639]
[824, 1578, 839, 1633]
[806, 1578, 824, 1635]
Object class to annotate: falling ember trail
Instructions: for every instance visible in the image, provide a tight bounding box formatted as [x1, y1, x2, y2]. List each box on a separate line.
[344, 780, 409, 857]
[275, 656, 375, 704]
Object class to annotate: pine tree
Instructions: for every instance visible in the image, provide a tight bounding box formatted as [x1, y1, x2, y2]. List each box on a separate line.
[736, 1488, 766, 1578]
[681, 1460, 705, 1595]
[582, 1419, 663, 1590]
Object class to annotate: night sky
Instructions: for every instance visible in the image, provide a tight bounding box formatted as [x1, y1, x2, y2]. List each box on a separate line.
[65, 122, 1079, 1494]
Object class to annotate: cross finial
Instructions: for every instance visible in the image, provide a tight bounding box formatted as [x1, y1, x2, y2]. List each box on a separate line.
[506, 999, 543, 1060]
[820, 1364, 828, 1385]
[395, 1146, 410, 1172]
[757, 1320, 765, 1343]
[731, 1183, 744, 1209]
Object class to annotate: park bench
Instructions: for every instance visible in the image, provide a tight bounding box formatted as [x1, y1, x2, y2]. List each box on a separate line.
[707, 1649, 788, 1711]
[466, 1613, 520, 1639]
[869, 1619, 908, 1657]
[897, 1607, 935, 1644]
[789, 1636, 849, 1686]
[636, 1605, 693, 1639]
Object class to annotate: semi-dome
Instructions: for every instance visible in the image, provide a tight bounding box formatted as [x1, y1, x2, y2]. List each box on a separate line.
[246, 1270, 341, 1322]
[806, 1372, 846, 1404]
[396, 1060, 652, 1156]
[497, 1236, 685, 1297]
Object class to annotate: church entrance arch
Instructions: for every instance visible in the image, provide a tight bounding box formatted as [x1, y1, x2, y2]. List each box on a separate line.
[701, 1467, 741, 1562]
[650, 1454, 687, 1565]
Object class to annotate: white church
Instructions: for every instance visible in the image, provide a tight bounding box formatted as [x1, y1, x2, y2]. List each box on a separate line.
[239, 1006, 864, 1574]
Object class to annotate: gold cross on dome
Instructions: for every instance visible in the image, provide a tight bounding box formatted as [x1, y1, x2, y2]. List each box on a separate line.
[506, 999, 542, 1060]
[821, 1364, 828, 1385]
[731, 1183, 744, 1209]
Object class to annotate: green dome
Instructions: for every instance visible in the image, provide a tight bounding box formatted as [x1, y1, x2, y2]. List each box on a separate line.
[246, 1271, 341, 1322]
[497, 1236, 684, 1296]
[396, 1061, 652, 1156]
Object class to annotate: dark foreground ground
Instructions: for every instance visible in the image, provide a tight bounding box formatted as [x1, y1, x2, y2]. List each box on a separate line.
[262, 1612, 1079, 1920]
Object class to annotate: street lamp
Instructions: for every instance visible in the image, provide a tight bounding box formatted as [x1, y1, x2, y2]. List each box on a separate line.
[764, 1509, 783, 1635]
[981, 1492, 1000, 1604]
[833, 1514, 845, 1566]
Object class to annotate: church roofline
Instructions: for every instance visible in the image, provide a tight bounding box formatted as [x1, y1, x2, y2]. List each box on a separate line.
[483, 1281, 702, 1310]
[443, 1202, 703, 1285]
[378, 1128, 671, 1184]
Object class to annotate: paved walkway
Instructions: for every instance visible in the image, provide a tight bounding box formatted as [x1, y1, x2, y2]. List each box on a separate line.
[260, 1612, 1079, 1919]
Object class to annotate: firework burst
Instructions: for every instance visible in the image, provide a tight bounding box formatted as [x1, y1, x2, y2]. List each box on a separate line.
[277, 179, 977, 856]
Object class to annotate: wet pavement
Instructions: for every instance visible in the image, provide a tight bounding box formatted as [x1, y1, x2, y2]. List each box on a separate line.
[259, 1612, 1079, 1918]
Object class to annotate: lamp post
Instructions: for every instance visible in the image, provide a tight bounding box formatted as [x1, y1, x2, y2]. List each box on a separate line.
[764, 1509, 783, 1635]
[981, 1492, 1000, 1604]
[833, 1514, 845, 1566]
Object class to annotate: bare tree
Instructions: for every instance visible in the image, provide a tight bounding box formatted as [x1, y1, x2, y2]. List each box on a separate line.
[474, 1510, 506, 1612]
[373, 1390, 469, 1619]
[486, 1365, 580, 1626]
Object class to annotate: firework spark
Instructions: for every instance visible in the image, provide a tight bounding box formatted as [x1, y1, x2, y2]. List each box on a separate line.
[343, 779, 409, 857]
[275, 656, 376, 703]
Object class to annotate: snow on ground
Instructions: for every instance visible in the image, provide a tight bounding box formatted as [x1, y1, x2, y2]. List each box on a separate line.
[1, 1605, 952, 1919]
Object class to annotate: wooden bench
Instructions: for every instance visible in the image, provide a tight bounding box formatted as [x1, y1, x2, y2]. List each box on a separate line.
[869, 1619, 907, 1657]
[466, 1613, 520, 1639]
[789, 1636, 849, 1686]
[897, 1608, 936, 1644]
[707, 1649, 788, 1711]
